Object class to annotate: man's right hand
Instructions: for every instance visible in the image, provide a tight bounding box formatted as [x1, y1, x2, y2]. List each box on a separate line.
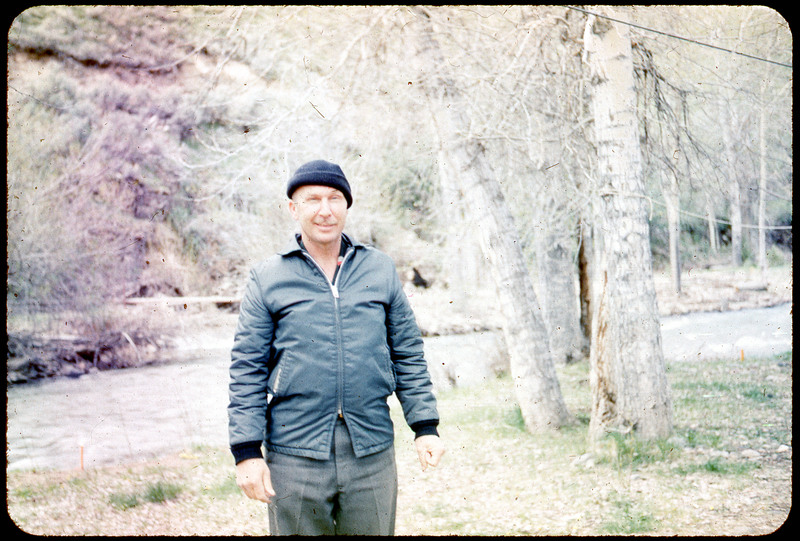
[235, 458, 276, 503]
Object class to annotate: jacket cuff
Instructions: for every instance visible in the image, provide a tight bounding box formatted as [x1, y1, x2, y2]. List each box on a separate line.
[231, 441, 264, 464]
[411, 419, 439, 439]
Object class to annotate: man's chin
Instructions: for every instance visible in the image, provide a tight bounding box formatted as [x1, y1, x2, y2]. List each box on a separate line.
[305, 229, 343, 248]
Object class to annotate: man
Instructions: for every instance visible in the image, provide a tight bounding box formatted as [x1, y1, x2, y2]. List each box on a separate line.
[228, 159, 445, 536]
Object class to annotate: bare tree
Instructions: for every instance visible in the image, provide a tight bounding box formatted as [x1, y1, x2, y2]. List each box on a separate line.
[408, 7, 572, 432]
[720, 100, 745, 267]
[757, 80, 769, 280]
[583, 10, 672, 440]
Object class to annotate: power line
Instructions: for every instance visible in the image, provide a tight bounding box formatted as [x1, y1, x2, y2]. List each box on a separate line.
[566, 5, 793, 69]
[646, 197, 794, 231]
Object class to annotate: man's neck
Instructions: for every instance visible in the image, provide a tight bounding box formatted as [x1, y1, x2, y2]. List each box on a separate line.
[302, 235, 342, 279]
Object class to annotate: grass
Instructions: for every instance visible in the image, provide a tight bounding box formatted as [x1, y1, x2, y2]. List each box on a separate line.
[601, 490, 660, 534]
[7, 352, 792, 536]
[109, 480, 183, 510]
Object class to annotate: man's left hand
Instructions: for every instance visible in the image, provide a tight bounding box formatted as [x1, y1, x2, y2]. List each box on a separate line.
[415, 435, 445, 471]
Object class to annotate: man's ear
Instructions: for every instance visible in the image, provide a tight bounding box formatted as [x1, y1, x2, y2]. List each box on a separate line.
[288, 198, 298, 220]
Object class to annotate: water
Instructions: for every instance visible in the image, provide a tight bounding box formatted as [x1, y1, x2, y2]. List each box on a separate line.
[658, 302, 792, 361]
[7, 346, 232, 472]
[6, 304, 792, 472]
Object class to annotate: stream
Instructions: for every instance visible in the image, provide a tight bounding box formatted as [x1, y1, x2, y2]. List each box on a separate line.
[6, 303, 791, 472]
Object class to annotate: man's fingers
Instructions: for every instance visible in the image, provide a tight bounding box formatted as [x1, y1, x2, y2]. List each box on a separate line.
[262, 467, 276, 502]
[249, 479, 270, 503]
[421, 447, 444, 470]
[236, 459, 275, 503]
[427, 447, 444, 467]
[415, 435, 445, 471]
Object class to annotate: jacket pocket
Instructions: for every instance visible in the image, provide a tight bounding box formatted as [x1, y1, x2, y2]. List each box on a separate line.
[381, 346, 397, 392]
[267, 352, 295, 397]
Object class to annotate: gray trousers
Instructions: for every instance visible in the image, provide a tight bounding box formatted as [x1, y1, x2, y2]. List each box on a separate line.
[267, 418, 398, 536]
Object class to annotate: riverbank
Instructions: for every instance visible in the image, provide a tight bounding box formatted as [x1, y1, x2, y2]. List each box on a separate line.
[7, 264, 792, 385]
[155, 263, 796, 362]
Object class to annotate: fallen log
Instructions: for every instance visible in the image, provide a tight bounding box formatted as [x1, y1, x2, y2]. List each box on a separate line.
[7, 330, 156, 384]
[123, 295, 241, 307]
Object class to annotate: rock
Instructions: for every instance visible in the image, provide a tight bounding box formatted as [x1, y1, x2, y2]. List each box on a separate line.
[571, 453, 595, 468]
[741, 449, 761, 460]
[60, 364, 86, 379]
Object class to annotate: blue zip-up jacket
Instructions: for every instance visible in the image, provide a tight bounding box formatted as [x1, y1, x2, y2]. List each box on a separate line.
[228, 233, 439, 462]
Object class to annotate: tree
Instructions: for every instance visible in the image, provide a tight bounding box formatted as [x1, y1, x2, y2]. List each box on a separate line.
[685, 6, 793, 268]
[408, 7, 572, 432]
[582, 10, 672, 440]
[633, 43, 687, 293]
[533, 194, 587, 365]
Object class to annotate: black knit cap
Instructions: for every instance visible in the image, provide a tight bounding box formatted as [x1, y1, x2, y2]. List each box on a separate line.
[286, 160, 352, 208]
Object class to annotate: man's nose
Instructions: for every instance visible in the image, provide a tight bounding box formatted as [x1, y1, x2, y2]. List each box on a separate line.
[318, 197, 333, 215]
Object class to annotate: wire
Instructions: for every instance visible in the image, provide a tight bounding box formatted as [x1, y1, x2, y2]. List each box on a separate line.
[648, 197, 794, 231]
[566, 5, 792, 69]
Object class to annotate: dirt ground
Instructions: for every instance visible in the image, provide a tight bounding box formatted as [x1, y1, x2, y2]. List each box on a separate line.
[650, 264, 792, 316]
[405, 264, 793, 338]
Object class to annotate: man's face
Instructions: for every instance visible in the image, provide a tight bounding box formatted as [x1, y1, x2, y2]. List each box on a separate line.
[289, 185, 348, 249]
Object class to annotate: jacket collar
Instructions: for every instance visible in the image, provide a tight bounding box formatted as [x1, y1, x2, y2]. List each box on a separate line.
[278, 232, 362, 257]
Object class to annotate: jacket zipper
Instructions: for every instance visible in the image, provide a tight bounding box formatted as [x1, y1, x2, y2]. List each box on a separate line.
[303, 247, 354, 419]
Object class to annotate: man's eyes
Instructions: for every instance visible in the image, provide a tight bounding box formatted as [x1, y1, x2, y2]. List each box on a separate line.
[304, 195, 342, 203]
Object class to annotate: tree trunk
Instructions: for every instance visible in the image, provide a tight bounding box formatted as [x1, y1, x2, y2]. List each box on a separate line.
[705, 193, 719, 254]
[583, 11, 672, 441]
[720, 103, 744, 266]
[535, 210, 585, 365]
[729, 180, 744, 267]
[577, 220, 593, 357]
[410, 7, 571, 431]
[436, 158, 487, 312]
[663, 173, 682, 293]
[531, 151, 586, 365]
[757, 80, 768, 282]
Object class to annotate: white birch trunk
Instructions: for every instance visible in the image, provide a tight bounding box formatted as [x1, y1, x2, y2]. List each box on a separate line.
[720, 104, 744, 266]
[583, 12, 672, 441]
